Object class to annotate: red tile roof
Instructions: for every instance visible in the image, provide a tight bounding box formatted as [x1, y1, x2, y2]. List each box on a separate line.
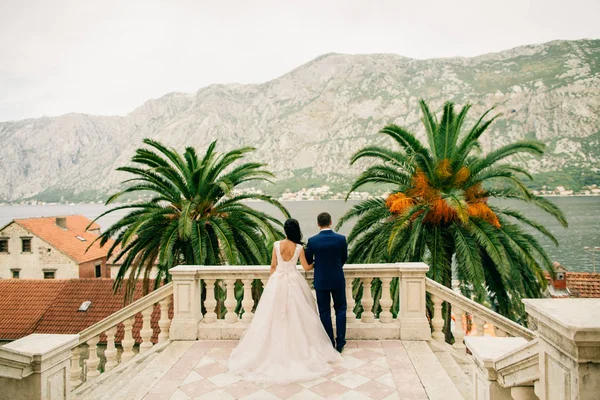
[544, 270, 600, 298]
[0, 280, 66, 340]
[565, 272, 600, 298]
[12, 215, 114, 263]
[0, 279, 170, 343]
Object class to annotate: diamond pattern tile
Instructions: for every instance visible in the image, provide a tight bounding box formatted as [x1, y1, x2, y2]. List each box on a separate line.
[195, 362, 228, 378]
[310, 380, 351, 398]
[266, 383, 304, 399]
[222, 380, 262, 398]
[178, 379, 219, 398]
[332, 371, 371, 389]
[140, 340, 447, 400]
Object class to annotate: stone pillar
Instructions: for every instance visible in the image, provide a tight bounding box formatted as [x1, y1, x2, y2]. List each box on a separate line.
[0, 334, 79, 400]
[170, 265, 202, 340]
[465, 336, 529, 400]
[397, 263, 431, 340]
[524, 299, 600, 400]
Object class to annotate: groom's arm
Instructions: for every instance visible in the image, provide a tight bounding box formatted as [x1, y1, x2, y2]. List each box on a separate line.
[341, 237, 348, 265]
[305, 239, 314, 265]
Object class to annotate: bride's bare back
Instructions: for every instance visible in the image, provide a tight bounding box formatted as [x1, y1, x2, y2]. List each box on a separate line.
[270, 239, 312, 274]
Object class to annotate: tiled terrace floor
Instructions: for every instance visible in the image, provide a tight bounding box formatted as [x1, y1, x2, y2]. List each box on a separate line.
[140, 340, 435, 400]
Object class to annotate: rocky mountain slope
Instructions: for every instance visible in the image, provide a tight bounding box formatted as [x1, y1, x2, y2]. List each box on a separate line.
[1, 39, 599, 202]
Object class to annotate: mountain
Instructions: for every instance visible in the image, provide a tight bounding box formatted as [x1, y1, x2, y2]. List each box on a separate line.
[1, 39, 599, 202]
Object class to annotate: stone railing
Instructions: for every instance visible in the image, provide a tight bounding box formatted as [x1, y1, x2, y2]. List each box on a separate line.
[464, 299, 600, 400]
[4, 261, 600, 400]
[70, 282, 173, 391]
[169, 263, 432, 341]
[426, 278, 535, 350]
[0, 283, 174, 400]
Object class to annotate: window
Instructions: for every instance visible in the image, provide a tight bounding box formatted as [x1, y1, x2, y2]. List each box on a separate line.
[75, 236, 86, 242]
[0, 239, 8, 253]
[21, 237, 32, 253]
[78, 301, 92, 312]
[44, 271, 55, 279]
[95, 264, 102, 278]
[11, 270, 20, 279]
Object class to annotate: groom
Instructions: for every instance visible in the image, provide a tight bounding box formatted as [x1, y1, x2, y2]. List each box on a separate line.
[305, 212, 348, 353]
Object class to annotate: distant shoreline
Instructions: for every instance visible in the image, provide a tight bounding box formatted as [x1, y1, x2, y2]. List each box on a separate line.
[1, 193, 600, 206]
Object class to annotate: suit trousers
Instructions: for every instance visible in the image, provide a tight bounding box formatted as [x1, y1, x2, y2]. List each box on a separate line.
[315, 287, 347, 349]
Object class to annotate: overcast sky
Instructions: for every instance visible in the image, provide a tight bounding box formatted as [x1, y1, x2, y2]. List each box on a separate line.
[1, 0, 599, 121]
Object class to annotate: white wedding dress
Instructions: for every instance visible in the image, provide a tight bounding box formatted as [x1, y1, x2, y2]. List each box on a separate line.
[229, 241, 342, 384]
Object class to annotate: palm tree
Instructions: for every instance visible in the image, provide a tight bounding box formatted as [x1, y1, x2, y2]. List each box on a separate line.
[338, 100, 567, 323]
[91, 139, 289, 300]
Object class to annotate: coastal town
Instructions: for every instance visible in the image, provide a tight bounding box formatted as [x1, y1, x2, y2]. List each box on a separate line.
[2, 183, 600, 206]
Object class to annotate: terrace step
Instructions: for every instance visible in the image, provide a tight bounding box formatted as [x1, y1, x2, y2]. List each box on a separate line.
[73, 341, 195, 400]
[434, 350, 472, 399]
[428, 340, 473, 399]
[80, 352, 161, 400]
[403, 341, 465, 400]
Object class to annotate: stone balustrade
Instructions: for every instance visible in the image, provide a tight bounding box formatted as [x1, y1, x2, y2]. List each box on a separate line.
[464, 299, 600, 400]
[3, 261, 600, 400]
[70, 282, 174, 391]
[169, 263, 432, 341]
[426, 278, 536, 350]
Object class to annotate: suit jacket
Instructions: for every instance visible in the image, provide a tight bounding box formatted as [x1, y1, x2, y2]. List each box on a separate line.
[305, 230, 348, 290]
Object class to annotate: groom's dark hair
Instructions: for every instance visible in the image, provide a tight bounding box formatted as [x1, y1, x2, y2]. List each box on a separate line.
[317, 212, 332, 227]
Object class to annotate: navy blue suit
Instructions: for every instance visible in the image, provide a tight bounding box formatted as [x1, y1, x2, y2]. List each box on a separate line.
[305, 229, 348, 349]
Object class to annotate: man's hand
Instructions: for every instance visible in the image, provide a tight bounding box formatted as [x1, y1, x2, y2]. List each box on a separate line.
[305, 239, 314, 265]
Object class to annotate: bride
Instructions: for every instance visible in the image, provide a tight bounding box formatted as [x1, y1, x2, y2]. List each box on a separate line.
[228, 218, 342, 383]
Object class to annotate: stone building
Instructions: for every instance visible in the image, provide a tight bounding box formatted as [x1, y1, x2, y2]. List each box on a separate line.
[544, 261, 600, 298]
[0, 215, 113, 280]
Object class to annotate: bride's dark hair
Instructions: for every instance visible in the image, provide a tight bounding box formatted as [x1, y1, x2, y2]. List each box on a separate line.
[283, 218, 304, 245]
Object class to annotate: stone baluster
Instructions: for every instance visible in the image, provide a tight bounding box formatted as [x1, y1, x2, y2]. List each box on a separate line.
[346, 278, 357, 323]
[204, 279, 217, 323]
[430, 294, 445, 342]
[361, 278, 375, 323]
[224, 279, 238, 323]
[85, 336, 101, 380]
[379, 277, 393, 323]
[473, 315, 486, 336]
[70, 345, 82, 389]
[104, 326, 118, 372]
[121, 317, 136, 362]
[139, 306, 154, 353]
[158, 295, 172, 342]
[452, 304, 466, 351]
[241, 279, 254, 323]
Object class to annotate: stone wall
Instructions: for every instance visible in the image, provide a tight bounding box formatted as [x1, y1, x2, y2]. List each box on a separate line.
[79, 258, 110, 279]
[0, 222, 78, 279]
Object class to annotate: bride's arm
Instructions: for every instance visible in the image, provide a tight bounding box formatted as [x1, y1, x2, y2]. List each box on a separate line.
[269, 246, 277, 275]
[299, 248, 314, 271]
